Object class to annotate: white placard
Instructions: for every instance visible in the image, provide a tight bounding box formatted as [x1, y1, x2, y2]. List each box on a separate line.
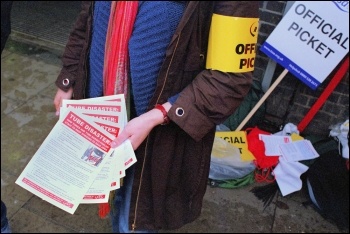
[261, 1, 349, 90]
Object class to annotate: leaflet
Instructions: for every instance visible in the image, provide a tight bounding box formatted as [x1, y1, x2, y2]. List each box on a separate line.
[16, 95, 137, 212]
[259, 134, 292, 156]
[279, 139, 319, 162]
[61, 108, 123, 135]
[61, 106, 135, 170]
[62, 98, 127, 128]
[73, 94, 125, 103]
[15, 110, 115, 214]
[60, 98, 136, 203]
[79, 116, 123, 203]
[62, 101, 122, 113]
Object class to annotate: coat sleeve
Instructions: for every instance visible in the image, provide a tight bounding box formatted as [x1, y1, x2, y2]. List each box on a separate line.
[167, 1, 260, 142]
[55, 1, 91, 92]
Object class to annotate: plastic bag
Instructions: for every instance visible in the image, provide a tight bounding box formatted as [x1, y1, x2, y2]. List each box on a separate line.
[246, 127, 279, 169]
[209, 137, 255, 181]
[329, 119, 349, 159]
[245, 126, 280, 183]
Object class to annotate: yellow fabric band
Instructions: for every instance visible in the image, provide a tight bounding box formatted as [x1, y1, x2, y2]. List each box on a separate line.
[206, 14, 259, 73]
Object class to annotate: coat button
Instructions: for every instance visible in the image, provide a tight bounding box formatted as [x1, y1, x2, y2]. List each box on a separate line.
[175, 107, 184, 117]
[200, 53, 205, 62]
[62, 78, 70, 86]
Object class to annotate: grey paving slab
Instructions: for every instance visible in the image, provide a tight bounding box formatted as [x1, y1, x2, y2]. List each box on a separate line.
[10, 208, 72, 233]
[1, 49, 12, 59]
[1, 171, 33, 218]
[1, 95, 26, 115]
[1, 43, 61, 103]
[22, 196, 111, 233]
[273, 192, 341, 233]
[166, 185, 275, 233]
[1, 94, 57, 176]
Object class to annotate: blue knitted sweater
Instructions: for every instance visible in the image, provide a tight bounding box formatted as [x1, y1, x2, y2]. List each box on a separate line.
[88, 1, 185, 115]
[129, 1, 185, 115]
[88, 1, 111, 98]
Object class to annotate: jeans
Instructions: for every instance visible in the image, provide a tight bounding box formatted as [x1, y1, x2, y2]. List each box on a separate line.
[1, 200, 11, 233]
[110, 166, 156, 233]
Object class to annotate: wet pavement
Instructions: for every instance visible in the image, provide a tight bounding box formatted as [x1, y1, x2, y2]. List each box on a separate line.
[0, 1, 346, 233]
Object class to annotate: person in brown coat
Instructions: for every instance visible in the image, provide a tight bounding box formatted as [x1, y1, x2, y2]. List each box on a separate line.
[53, 1, 260, 232]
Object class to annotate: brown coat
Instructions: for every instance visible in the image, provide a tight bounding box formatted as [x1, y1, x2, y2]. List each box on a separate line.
[55, 1, 259, 231]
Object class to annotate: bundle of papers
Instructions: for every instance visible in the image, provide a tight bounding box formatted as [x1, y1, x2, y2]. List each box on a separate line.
[15, 94, 136, 214]
[258, 134, 319, 161]
[258, 133, 319, 197]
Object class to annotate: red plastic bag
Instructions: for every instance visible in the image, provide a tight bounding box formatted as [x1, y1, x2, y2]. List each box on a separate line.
[246, 127, 279, 182]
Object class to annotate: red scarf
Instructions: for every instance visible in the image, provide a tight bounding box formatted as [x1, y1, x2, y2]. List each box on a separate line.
[103, 1, 138, 97]
[99, 1, 138, 219]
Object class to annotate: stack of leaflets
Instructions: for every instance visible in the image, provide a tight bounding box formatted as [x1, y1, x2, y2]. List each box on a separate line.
[15, 94, 136, 214]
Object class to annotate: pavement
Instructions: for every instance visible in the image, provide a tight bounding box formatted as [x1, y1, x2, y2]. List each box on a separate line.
[0, 2, 346, 233]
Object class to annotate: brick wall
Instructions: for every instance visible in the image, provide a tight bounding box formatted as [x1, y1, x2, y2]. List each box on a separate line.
[253, 1, 349, 137]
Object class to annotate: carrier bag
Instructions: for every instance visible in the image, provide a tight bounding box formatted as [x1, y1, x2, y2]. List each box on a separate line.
[306, 149, 349, 231]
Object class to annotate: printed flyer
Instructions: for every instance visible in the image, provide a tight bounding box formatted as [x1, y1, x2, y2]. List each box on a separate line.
[16, 95, 137, 213]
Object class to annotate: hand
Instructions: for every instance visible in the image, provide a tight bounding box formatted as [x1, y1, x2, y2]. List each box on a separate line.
[111, 103, 171, 150]
[53, 88, 73, 116]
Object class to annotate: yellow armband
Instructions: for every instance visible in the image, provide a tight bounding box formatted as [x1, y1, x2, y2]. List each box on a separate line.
[206, 14, 259, 73]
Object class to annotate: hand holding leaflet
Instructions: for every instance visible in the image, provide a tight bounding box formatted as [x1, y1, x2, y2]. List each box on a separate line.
[16, 110, 116, 214]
